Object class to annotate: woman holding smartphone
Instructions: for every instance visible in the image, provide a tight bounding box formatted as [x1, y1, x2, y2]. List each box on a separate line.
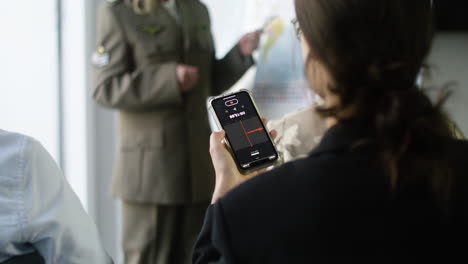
[193, 0, 468, 262]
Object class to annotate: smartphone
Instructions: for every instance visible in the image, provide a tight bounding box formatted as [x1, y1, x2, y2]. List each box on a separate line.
[209, 89, 279, 172]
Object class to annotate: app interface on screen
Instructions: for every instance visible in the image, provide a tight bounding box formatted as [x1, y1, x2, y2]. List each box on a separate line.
[212, 92, 277, 167]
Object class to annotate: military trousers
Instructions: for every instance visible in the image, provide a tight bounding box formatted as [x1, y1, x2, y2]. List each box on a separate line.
[122, 201, 209, 264]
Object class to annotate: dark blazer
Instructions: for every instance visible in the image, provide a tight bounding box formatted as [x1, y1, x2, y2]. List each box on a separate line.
[193, 120, 468, 263]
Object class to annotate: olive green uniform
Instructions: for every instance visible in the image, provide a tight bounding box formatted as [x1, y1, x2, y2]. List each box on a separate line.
[268, 105, 465, 165]
[92, 0, 254, 263]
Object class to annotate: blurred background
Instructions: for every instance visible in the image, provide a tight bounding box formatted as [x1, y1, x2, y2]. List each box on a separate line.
[0, 0, 466, 263]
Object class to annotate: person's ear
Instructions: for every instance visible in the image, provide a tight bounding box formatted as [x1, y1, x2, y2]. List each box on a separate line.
[300, 37, 311, 63]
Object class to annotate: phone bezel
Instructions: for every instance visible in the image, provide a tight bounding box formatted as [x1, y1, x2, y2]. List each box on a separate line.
[208, 89, 279, 173]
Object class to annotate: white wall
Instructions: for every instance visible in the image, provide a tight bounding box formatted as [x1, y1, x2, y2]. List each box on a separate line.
[0, 1, 60, 160]
[85, 0, 122, 262]
[59, 0, 121, 262]
[62, 0, 91, 212]
[202, 0, 248, 58]
[425, 33, 468, 136]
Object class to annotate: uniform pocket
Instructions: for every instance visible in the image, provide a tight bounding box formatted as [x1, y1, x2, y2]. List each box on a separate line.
[143, 36, 178, 57]
[138, 25, 181, 56]
[139, 119, 189, 199]
[120, 126, 164, 151]
[115, 148, 143, 195]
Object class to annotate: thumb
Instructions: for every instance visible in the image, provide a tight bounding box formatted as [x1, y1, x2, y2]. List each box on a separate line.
[209, 130, 226, 154]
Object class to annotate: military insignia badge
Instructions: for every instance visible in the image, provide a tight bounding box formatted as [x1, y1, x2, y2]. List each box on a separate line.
[139, 25, 164, 35]
[92, 45, 110, 67]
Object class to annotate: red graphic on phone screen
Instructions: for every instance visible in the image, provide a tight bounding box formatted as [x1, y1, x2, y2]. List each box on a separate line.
[239, 120, 264, 147]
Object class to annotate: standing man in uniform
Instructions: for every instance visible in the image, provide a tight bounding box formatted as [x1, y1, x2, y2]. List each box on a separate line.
[91, 0, 260, 263]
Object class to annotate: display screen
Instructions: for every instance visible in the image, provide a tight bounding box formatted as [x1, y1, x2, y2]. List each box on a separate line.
[211, 91, 278, 169]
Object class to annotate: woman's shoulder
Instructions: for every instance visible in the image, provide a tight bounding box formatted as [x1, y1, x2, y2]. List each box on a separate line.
[218, 144, 387, 218]
[220, 155, 342, 209]
[445, 137, 468, 152]
[443, 138, 468, 177]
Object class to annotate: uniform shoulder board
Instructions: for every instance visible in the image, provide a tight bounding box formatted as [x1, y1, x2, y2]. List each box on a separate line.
[106, 0, 122, 6]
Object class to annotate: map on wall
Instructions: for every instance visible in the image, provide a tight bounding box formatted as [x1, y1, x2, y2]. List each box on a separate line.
[245, 0, 315, 120]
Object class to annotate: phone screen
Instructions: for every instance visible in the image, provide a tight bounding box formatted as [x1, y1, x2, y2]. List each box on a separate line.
[211, 91, 278, 169]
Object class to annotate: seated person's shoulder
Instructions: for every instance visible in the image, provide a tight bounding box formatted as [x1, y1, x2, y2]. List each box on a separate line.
[0, 129, 32, 145]
[268, 105, 327, 162]
[268, 105, 323, 135]
[0, 130, 57, 185]
[0, 130, 38, 169]
[0, 130, 113, 263]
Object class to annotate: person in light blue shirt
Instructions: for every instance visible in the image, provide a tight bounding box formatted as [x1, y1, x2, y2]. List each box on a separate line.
[0, 130, 113, 263]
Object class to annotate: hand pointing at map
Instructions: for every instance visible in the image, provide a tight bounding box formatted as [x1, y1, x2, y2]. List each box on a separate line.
[239, 30, 262, 56]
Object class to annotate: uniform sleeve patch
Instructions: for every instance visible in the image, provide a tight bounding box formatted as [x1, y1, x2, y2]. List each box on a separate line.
[92, 45, 110, 67]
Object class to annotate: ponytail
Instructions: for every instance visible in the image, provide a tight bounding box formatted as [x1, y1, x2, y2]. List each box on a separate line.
[366, 63, 454, 201]
[296, 0, 455, 204]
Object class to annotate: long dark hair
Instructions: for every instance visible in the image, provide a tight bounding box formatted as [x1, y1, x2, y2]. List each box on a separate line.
[295, 0, 453, 201]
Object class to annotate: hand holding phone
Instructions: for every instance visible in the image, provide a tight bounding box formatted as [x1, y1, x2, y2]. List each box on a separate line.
[176, 64, 199, 93]
[209, 90, 279, 173]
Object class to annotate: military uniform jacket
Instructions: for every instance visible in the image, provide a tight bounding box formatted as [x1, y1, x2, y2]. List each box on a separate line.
[92, 0, 254, 204]
[267, 105, 327, 164]
[268, 106, 465, 165]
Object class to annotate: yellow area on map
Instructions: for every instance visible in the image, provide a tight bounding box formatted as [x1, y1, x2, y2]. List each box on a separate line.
[260, 17, 286, 62]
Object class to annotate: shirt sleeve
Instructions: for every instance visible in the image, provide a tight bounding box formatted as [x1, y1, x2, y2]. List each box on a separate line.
[211, 44, 255, 96]
[193, 204, 236, 264]
[20, 138, 113, 264]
